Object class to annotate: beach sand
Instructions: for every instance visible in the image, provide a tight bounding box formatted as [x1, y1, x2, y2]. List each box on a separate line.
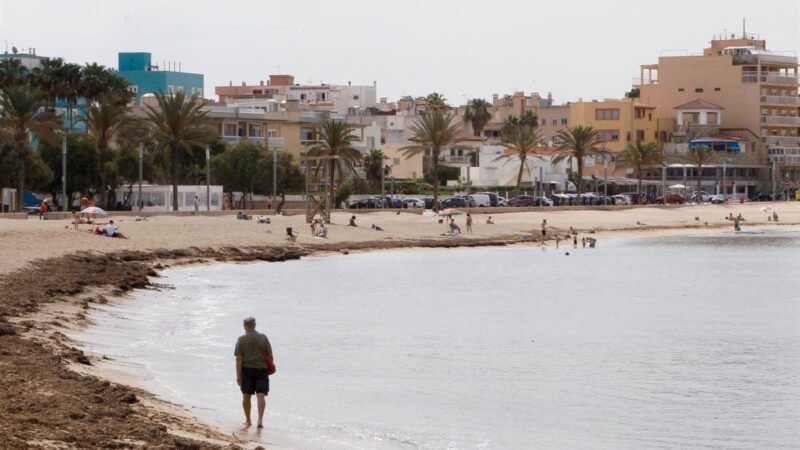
[1, 202, 798, 449]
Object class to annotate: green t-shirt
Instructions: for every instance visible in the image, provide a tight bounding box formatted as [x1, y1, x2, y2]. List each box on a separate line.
[234, 331, 272, 369]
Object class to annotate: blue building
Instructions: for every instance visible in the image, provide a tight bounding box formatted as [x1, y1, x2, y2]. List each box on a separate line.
[117, 52, 204, 103]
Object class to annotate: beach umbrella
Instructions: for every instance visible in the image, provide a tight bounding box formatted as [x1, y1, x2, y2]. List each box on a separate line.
[437, 208, 464, 216]
[80, 206, 108, 215]
[668, 183, 686, 189]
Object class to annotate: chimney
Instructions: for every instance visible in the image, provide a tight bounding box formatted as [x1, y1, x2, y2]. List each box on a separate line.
[241, 81, 246, 86]
[229, 80, 232, 86]
[260, 80, 264, 86]
[348, 81, 351, 86]
[492, 94, 499, 103]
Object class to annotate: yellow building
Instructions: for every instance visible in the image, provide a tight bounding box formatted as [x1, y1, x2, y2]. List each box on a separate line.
[636, 31, 800, 190]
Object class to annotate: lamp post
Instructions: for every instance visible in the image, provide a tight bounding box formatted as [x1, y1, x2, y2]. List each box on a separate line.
[205, 146, 211, 211]
[61, 136, 67, 212]
[272, 144, 278, 203]
[138, 143, 144, 211]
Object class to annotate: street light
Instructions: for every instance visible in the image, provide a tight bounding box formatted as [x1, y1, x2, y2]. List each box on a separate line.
[61, 136, 67, 212]
[138, 143, 144, 211]
[205, 146, 211, 211]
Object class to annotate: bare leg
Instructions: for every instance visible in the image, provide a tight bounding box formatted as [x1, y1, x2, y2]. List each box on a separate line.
[242, 394, 252, 426]
[256, 393, 266, 428]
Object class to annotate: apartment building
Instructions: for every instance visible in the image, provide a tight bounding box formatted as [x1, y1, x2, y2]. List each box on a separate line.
[215, 74, 377, 115]
[118, 52, 204, 103]
[636, 31, 799, 193]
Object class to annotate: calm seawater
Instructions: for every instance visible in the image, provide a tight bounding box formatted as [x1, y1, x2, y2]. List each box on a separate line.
[73, 231, 800, 449]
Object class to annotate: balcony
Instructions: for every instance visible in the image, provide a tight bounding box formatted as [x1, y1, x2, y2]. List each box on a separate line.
[438, 155, 473, 165]
[221, 136, 285, 148]
[761, 115, 800, 126]
[761, 95, 800, 106]
[767, 146, 800, 165]
[766, 135, 800, 147]
[743, 72, 800, 85]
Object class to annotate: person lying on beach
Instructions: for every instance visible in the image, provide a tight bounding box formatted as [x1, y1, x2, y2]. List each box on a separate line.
[349, 216, 357, 227]
[371, 224, 384, 231]
[449, 221, 461, 234]
[256, 216, 270, 224]
[103, 220, 127, 238]
[236, 211, 251, 220]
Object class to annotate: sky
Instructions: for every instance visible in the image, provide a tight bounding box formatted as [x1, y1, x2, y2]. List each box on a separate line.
[1, 0, 798, 106]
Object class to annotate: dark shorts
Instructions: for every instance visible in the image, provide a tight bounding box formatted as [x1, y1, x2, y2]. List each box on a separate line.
[241, 367, 270, 395]
[542, 229, 546, 236]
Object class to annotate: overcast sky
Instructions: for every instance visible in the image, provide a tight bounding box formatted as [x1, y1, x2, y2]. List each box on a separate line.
[2, 0, 798, 105]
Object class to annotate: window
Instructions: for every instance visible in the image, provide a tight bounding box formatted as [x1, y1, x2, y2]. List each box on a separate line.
[595, 109, 620, 120]
[560, 118, 568, 125]
[597, 130, 619, 142]
[353, 95, 360, 100]
[552, 119, 557, 125]
[636, 129, 645, 141]
[168, 85, 175, 95]
[707, 112, 718, 124]
[626, 132, 631, 141]
[678, 88, 685, 92]
[540, 119, 547, 126]
[223, 123, 237, 137]
[300, 128, 316, 142]
[695, 88, 704, 93]
[714, 87, 721, 92]
[177, 85, 184, 93]
[248, 124, 262, 138]
[253, 89, 263, 95]
[300, 94, 307, 100]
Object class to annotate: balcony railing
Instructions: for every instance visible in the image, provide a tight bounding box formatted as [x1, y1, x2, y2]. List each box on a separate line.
[744, 71, 800, 84]
[761, 115, 800, 126]
[761, 95, 800, 106]
[767, 146, 800, 165]
[221, 135, 285, 148]
[766, 135, 800, 146]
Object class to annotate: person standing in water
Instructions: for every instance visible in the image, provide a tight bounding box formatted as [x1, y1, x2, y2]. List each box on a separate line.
[235, 317, 273, 429]
[540, 219, 547, 243]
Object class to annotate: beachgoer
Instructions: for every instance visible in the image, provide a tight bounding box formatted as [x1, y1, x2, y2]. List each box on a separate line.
[103, 220, 126, 238]
[349, 216, 357, 227]
[310, 220, 318, 236]
[582, 237, 586, 248]
[541, 219, 547, 243]
[72, 212, 80, 230]
[733, 215, 741, 232]
[555, 235, 561, 248]
[773, 211, 779, 222]
[39, 202, 48, 220]
[486, 216, 494, 225]
[267, 196, 273, 210]
[371, 224, 384, 231]
[466, 213, 473, 234]
[573, 234, 577, 249]
[449, 221, 461, 234]
[234, 317, 273, 429]
[318, 223, 328, 238]
[569, 226, 576, 235]
[194, 194, 199, 212]
[276, 193, 286, 214]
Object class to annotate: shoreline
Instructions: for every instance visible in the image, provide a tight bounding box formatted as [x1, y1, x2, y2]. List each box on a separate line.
[2, 204, 799, 448]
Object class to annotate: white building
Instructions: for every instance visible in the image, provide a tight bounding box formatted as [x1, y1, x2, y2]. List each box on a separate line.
[118, 185, 224, 212]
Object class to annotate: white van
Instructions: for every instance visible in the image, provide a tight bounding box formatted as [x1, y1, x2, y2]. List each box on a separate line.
[467, 194, 492, 207]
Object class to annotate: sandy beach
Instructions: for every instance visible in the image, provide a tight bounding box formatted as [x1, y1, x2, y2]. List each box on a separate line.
[1, 202, 799, 449]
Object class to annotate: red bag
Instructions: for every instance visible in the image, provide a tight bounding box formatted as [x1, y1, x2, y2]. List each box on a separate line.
[258, 343, 276, 375]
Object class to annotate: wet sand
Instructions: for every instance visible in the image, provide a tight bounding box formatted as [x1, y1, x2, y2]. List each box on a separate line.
[1, 202, 798, 448]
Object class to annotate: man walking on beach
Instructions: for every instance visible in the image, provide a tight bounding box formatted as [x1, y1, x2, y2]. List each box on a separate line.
[235, 317, 273, 429]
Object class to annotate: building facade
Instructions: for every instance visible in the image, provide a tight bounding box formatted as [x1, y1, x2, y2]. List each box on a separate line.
[118, 52, 204, 103]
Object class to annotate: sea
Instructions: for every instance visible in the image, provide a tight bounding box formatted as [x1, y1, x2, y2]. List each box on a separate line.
[71, 231, 800, 449]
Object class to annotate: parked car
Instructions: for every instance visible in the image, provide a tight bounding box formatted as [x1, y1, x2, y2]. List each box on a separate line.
[656, 193, 685, 205]
[612, 194, 632, 205]
[621, 192, 648, 204]
[423, 197, 435, 209]
[535, 196, 553, 206]
[440, 197, 469, 208]
[508, 195, 537, 207]
[403, 198, 425, 208]
[349, 197, 383, 209]
[690, 191, 712, 203]
[710, 194, 727, 204]
[749, 192, 773, 202]
[496, 197, 508, 207]
[477, 192, 500, 207]
[467, 193, 492, 207]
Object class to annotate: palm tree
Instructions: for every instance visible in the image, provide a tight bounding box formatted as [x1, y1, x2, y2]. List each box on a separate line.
[464, 98, 492, 137]
[80, 63, 109, 102]
[81, 96, 135, 207]
[502, 110, 538, 134]
[362, 148, 388, 191]
[144, 90, 214, 211]
[0, 86, 62, 210]
[425, 92, 448, 112]
[0, 58, 29, 89]
[552, 126, 602, 196]
[617, 140, 664, 199]
[683, 145, 716, 199]
[499, 123, 541, 199]
[31, 57, 65, 110]
[400, 111, 461, 207]
[307, 119, 363, 209]
[59, 63, 82, 130]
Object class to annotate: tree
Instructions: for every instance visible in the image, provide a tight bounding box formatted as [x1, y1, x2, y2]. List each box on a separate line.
[0, 85, 61, 210]
[81, 96, 135, 207]
[0, 58, 29, 89]
[499, 123, 541, 199]
[59, 63, 82, 130]
[400, 111, 461, 207]
[38, 133, 100, 207]
[617, 140, 663, 199]
[362, 148, 388, 191]
[625, 87, 640, 98]
[307, 119, 362, 209]
[425, 92, 448, 112]
[552, 126, 602, 196]
[31, 57, 66, 110]
[212, 140, 265, 209]
[502, 111, 538, 134]
[683, 145, 716, 199]
[464, 98, 492, 137]
[144, 90, 215, 211]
